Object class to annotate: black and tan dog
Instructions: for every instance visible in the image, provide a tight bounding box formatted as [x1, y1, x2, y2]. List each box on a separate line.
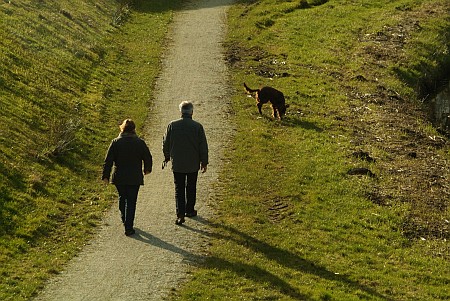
[244, 83, 289, 120]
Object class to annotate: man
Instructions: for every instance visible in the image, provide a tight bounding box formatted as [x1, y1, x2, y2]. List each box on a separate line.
[163, 101, 209, 225]
[102, 119, 153, 236]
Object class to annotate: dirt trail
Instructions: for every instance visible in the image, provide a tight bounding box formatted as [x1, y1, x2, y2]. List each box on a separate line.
[34, 0, 234, 300]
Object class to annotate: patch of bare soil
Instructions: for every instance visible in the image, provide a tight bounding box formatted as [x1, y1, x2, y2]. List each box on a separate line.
[349, 8, 449, 243]
[344, 5, 450, 246]
[349, 93, 449, 241]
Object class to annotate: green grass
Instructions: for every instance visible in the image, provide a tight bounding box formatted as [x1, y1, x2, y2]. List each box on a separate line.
[173, 0, 450, 300]
[1, 0, 449, 300]
[0, 1, 182, 300]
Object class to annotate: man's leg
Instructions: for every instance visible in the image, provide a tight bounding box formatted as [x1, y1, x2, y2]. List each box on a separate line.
[186, 171, 198, 216]
[173, 172, 187, 218]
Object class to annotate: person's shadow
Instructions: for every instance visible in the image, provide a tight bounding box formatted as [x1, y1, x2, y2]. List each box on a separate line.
[186, 217, 395, 301]
[131, 228, 202, 264]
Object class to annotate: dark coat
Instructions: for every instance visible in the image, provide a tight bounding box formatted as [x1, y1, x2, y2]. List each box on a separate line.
[163, 115, 208, 173]
[102, 133, 152, 185]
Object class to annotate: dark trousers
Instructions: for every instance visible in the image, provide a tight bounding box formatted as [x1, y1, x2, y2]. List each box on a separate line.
[173, 171, 198, 217]
[115, 185, 140, 230]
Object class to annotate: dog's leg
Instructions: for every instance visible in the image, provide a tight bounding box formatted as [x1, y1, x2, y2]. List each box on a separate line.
[257, 102, 263, 115]
[271, 105, 278, 119]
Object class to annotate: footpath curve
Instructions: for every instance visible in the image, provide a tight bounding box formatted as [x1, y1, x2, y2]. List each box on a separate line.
[34, 0, 234, 300]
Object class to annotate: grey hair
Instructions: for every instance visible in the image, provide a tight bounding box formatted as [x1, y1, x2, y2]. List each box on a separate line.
[179, 101, 194, 114]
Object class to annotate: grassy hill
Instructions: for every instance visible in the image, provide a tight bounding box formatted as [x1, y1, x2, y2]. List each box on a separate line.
[0, 0, 181, 299]
[0, 0, 449, 300]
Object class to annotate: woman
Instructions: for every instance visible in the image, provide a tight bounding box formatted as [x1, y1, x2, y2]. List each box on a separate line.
[102, 119, 152, 236]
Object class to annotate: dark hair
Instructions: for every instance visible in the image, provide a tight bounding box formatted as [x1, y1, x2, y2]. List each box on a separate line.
[119, 119, 136, 133]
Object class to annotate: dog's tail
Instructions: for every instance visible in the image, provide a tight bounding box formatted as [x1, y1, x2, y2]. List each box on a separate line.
[244, 83, 259, 94]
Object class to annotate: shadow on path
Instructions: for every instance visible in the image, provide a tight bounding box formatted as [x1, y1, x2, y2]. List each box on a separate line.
[132, 228, 199, 261]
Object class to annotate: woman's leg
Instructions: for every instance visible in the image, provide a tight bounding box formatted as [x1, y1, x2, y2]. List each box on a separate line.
[115, 185, 126, 224]
[115, 185, 140, 233]
[124, 185, 140, 231]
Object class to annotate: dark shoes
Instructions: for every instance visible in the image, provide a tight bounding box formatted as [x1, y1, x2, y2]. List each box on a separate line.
[175, 217, 185, 225]
[185, 210, 197, 218]
[176, 210, 197, 224]
[125, 228, 135, 236]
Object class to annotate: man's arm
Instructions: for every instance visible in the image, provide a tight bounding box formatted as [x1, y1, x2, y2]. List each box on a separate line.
[199, 125, 208, 166]
[162, 123, 172, 162]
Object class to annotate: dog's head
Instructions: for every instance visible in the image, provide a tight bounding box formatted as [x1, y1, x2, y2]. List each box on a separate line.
[279, 104, 290, 118]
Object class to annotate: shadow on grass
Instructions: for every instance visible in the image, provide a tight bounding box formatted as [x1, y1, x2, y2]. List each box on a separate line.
[189, 216, 393, 301]
[257, 114, 323, 131]
[129, 0, 234, 13]
[282, 116, 323, 131]
[0, 186, 17, 236]
[207, 255, 311, 300]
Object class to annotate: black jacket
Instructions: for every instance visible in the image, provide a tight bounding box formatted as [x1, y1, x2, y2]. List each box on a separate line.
[163, 115, 208, 173]
[102, 133, 152, 185]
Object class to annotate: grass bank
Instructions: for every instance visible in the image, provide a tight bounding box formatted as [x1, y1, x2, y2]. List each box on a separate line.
[173, 0, 450, 300]
[0, 1, 182, 299]
[1, 0, 449, 300]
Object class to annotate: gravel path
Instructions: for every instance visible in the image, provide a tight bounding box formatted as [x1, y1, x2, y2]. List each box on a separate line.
[34, 0, 233, 300]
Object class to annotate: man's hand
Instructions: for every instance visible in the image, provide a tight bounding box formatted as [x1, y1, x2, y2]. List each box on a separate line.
[201, 164, 207, 173]
[162, 158, 170, 170]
